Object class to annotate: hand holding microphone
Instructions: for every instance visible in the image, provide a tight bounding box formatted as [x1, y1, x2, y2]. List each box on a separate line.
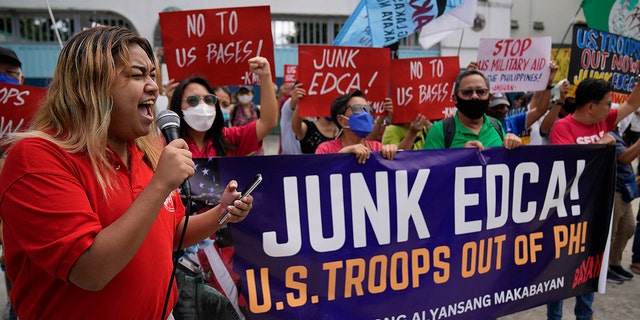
[155, 110, 194, 194]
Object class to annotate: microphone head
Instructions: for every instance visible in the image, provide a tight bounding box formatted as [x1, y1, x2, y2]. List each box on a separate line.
[156, 110, 180, 131]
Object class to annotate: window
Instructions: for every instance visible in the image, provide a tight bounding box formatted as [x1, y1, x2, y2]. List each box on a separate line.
[0, 10, 135, 44]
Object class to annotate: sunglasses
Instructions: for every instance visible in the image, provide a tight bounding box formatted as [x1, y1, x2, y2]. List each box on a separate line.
[458, 88, 489, 99]
[184, 94, 218, 107]
[347, 104, 373, 114]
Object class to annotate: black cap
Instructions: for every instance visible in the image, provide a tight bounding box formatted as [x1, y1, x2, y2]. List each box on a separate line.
[0, 47, 21, 68]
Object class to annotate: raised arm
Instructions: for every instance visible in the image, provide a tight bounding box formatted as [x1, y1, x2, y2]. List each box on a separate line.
[397, 114, 430, 150]
[526, 61, 559, 128]
[252, 57, 278, 141]
[367, 97, 393, 141]
[540, 80, 569, 136]
[616, 81, 640, 125]
[290, 84, 309, 140]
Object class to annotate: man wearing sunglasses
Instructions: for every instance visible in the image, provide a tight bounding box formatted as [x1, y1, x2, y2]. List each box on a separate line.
[423, 69, 522, 151]
[315, 90, 397, 164]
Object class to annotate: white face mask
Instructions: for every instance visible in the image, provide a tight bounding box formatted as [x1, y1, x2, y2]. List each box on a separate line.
[237, 94, 253, 105]
[182, 103, 216, 132]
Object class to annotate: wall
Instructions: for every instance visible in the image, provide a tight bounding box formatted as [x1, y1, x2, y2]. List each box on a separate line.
[2, 0, 595, 81]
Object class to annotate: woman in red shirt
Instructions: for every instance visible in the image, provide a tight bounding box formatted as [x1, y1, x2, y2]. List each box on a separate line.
[168, 58, 277, 157]
[0, 26, 253, 320]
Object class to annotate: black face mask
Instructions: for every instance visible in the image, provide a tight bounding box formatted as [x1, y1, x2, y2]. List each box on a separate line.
[456, 98, 490, 119]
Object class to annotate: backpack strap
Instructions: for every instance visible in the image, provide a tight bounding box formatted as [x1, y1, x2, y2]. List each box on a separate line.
[443, 117, 455, 148]
[487, 116, 504, 140]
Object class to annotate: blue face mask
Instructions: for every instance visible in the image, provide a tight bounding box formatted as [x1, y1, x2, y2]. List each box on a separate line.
[0, 73, 20, 85]
[221, 108, 230, 122]
[343, 112, 374, 138]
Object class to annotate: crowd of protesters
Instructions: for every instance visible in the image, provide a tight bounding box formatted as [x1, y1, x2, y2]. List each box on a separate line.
[1, 23, 640, 320]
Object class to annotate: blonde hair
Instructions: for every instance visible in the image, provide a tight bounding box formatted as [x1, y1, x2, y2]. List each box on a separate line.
[7, 26, 162, 195]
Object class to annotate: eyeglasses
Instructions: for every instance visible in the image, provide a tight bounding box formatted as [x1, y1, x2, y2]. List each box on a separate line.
[184, 94, 217, 107]
[458, 88, 490, 99]
[347, 104, 373, 114]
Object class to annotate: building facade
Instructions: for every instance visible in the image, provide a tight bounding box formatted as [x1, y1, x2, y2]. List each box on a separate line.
[0, 0, 583, 85]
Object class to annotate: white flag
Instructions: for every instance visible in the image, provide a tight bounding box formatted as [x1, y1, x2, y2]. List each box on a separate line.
[419, 0, 478, 49]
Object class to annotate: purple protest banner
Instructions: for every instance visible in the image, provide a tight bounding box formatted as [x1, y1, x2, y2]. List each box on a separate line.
[189, 144, 614, 319]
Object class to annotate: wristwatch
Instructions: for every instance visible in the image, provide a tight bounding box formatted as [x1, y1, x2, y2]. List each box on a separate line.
[551, 99, 564, 107]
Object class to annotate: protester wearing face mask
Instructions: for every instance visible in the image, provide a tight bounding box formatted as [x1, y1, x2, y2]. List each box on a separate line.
[423, 69, 522, 151]
[231, 85, 267, 154]
[169, 61, 277, 158]
[0, 47, 24, 85]
[230, 85, 260, 127]
[168, 57, 277, 317]
[315, 90, 397, 164]
[213, 86, 233, 127]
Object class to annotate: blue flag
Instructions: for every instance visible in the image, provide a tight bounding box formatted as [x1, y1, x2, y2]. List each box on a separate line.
[334, 0, 466, 47]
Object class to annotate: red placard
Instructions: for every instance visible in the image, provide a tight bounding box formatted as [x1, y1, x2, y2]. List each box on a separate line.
[159, 6, 275, 86]
[297, 45, 390, 117]
[0, 82, 46, 143]
[390, 56, 459, 123]
[283, 64, 298, 86]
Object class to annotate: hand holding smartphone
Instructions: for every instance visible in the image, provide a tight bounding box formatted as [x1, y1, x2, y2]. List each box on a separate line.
[218, 174, 263, 224]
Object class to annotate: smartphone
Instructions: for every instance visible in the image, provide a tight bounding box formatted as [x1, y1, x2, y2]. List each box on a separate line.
[218, 174, 263, 224]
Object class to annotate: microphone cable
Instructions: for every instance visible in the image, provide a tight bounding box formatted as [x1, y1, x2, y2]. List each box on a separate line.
[161, 180, 192, 320]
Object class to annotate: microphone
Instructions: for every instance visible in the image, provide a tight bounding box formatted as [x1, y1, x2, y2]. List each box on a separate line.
[156, 110, 191, 198]
[157, 109, 181, 142]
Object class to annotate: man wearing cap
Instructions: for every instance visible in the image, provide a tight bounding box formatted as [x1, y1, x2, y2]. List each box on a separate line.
[486, 91, 532, 137]
[485, 62, 559, 142]
[486, 92, 511, 122]
[0, 46, 24, 85]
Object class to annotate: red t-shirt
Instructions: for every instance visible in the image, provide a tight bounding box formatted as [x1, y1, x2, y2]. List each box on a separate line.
[186, 121, 262, 157]
[0, 138, 184, 319]
[315, 137, 383, 154]
[550, 108, 618, 144]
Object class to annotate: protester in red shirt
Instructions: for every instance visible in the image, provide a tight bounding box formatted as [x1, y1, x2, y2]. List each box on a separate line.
[547, 77, 640, 320]
[168, 60, 277, 157]
[315, 90, 397, 163]
[0, 26, 253, 320]
[167, 58, 277, 317]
